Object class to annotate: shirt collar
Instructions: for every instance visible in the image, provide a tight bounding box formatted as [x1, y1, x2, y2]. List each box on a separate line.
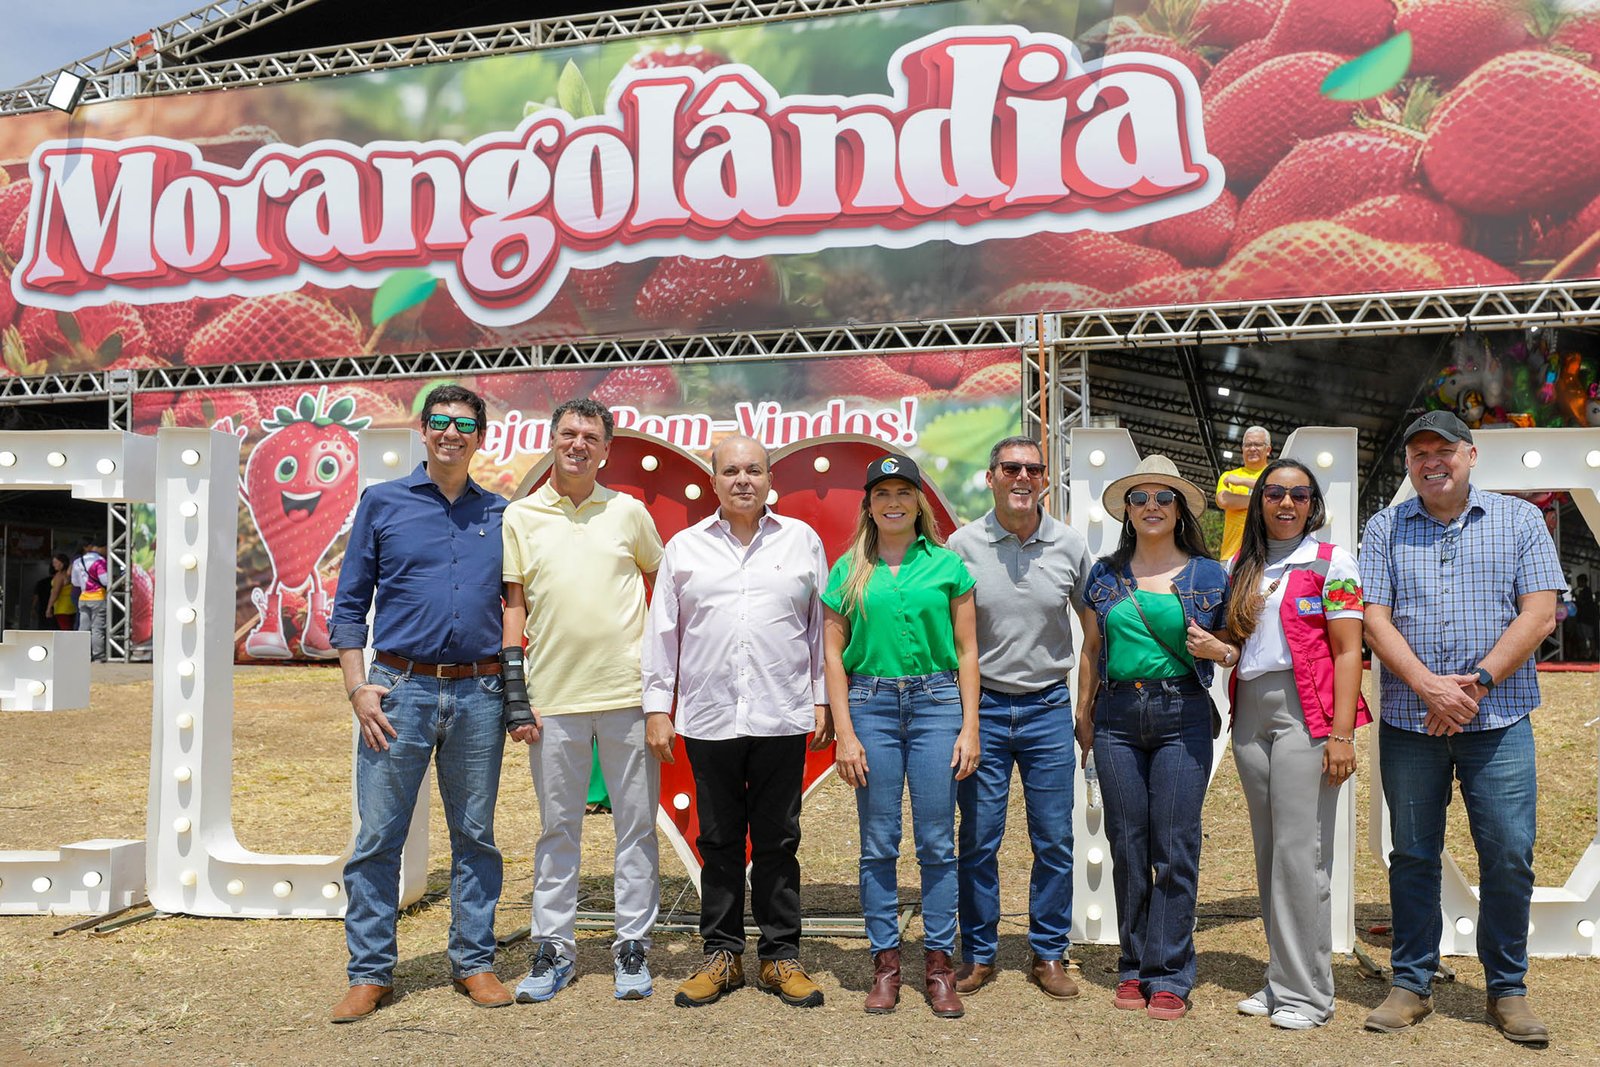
[535, 479, 613, 510]
[405, 462, 485, 497]
[982, 507, 1059, 545]
[709, 506, 781, 535]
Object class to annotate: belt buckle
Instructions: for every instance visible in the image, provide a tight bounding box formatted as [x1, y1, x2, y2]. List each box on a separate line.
[435, 663, 447, 679]
[1134, 681, 1143, 690]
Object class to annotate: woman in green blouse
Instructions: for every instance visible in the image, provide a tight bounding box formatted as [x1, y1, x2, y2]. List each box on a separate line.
[822, 454, 980, 1019]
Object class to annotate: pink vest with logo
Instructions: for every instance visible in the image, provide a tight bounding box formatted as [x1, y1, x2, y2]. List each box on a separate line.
[1230, 541, 1372, 738]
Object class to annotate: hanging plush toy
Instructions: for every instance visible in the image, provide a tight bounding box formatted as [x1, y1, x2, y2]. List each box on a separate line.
[1434, 365, 1485, 411]
[1585, 383, 1600, 428]
[1457, 389, 1488, 427]
[1542, 351, 1589, 425]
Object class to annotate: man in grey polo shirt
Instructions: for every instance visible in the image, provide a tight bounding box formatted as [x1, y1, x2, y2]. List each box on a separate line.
[948, 435, 1097, 1000]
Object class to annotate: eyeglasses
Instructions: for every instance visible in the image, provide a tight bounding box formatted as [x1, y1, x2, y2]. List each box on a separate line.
[424, 413, 481, 435]
[996, 461, 1047, 479]
[1262, 485, 1313, 504]
[1440, 528, 1459, 565]
[1125, 489, 1176, 508]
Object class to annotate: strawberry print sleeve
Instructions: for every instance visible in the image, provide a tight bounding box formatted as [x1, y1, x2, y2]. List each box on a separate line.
[1322, 545, 1364, 620]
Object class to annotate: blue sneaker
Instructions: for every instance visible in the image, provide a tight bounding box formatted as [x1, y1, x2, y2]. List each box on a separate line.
[515, 943, 574, 1003]
[614, 940, 653, 1000]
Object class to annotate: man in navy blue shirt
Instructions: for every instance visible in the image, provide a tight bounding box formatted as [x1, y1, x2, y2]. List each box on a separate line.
[327, 384, 515, 1022]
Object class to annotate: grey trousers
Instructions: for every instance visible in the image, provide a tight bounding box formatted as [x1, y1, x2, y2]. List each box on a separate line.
[1232, 670, 1338, 1023]
[78, 599, 106, 661]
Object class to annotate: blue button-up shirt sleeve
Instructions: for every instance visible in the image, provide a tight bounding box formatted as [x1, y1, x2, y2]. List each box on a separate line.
[330, 483, 381, 650]
[1358, 507, 1395, 608]
[1514, 499, 1566, 597]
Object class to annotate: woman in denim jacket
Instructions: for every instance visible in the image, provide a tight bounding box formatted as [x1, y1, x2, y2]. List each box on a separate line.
[1075, 455, 1235, 1021]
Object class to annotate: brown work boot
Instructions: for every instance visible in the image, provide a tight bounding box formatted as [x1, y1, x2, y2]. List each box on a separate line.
[1364, 987, 1434, 1033]
[954, 960, 995, 994]
[1029, 955, 1080, 1000]
[758, 958, 824, 1008]
[863, 948, 901, 1014]
[925, 950, 964, 1019]
[452, 972, 513, 1008]
[674, 949, 744, 1007]
[330, 983, 393, 1023]
[1487, 995, 1550, 1045]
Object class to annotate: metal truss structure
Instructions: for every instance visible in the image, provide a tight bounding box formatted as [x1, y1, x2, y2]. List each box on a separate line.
[0, 0, 922, 114]
[106, 382, 136, 662]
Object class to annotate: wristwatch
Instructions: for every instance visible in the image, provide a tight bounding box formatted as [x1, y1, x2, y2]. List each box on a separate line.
[1474, 666, 1495, 693]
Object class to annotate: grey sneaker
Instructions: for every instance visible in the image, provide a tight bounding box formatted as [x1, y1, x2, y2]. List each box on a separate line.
[1237, 990, 1270, 1017]
[614, 939, 653, 1000]
[515, 943, 575, 1003]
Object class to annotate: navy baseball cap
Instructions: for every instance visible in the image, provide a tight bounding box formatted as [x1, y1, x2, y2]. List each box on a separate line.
[1403, 410, 1474, 446]
[864, 454, 922, 492]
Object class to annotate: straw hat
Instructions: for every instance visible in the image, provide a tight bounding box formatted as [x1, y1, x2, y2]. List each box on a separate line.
[1101, 454, 1208, 521]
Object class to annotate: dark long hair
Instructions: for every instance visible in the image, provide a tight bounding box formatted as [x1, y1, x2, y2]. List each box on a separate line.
[1101, 489, 1212, 572]
[1225, 458, 1327, 644]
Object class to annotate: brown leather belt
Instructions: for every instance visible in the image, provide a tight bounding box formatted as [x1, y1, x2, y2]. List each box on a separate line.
[373, 651, 502, 678]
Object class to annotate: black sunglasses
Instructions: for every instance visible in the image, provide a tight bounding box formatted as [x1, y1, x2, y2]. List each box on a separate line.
[424, 413, 481, 435]
[996, 461, 1047, 479]
[1126, 489, 1176, 508]
[1262, 484, 1313, 504]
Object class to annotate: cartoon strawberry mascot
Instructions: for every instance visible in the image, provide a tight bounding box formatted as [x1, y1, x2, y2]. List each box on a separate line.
[240, 387, 368, 658]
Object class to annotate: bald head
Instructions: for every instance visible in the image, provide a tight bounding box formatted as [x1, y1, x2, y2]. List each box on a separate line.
[710, 434, 770, 471]
[711, 435, 772, 525]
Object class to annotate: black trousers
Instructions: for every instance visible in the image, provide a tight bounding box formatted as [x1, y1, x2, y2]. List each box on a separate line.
[683, 733, 806, 959]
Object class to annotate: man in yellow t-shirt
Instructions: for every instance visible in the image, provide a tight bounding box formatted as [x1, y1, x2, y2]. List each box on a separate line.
[502, 398, 664, 1005]
[1214, 426, 1272, 561]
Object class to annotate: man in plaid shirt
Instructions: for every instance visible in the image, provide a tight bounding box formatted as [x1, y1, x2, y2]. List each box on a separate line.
[1358, 411, 1563, 1046]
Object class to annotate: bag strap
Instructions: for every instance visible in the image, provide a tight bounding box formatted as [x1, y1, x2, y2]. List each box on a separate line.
[1118, 573, 1194, 670]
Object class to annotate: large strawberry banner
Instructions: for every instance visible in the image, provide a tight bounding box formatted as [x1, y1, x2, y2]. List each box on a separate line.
[128, 351, 1021, 661]
[7, 0, 1600, 379]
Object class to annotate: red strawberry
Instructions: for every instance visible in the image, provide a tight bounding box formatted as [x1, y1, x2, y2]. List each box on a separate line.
[103, 351, 173, 372]
[573, 262, 652, 312]
[17, 303, 152, 367]
[130, 563, 154, 645]
[1130, 190, 1239, 266]
[1203, 52, 1357, 184]
[0, 265, 16, 328]
[626, 45, 730, 72]
[635, 255, 780, 329]
[417, 290, 488, 349]
[242, 387, 368, 588]
[909, 351, 969, 389]
[1532, 191, 1600, 264]
[1205, 37, 1274, 95]
[1194, 0, 1283, 47]
[993, 280, 1114, 311]
[303, 285, 374, 321]
[1106, 31, 1211, 84]
[592, 366, 682, 408]
[1333, 193, 1464, 245]
[485, 287, 587, 344]
[1396, 0, 1530, 82]
[1423, 52, 1600, 215]
[169, 390, 264, 431]
[1232, 129, 1421, 251]
[4, 206, 30, 261]
[1416, 243, 1522, 285]
[980, 231, 1182, 292]
[953, 362, 1023, 400]
[1553, 9, 1600, 72]
[0, 178, 30, 240]
[1113, 268, 1216, 306]
[477, 371, 553, 416]
[811, 355, 928, 400]
[540, 368, 607, 404]
[1263, 0, 1396, 56]
[141, 296, 243, 357]
[960, 349, 1026, 378]
[184, 292, 364, 364]
[1210, 221, 1445, 300]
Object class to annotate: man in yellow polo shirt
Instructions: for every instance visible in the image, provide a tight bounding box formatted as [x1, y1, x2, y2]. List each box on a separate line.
[502, 398, 664, 1004]
[1214, 426, 1272, 561]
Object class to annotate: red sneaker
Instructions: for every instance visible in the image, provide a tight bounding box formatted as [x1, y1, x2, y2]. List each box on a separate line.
[1147, 991, 1190, 1020]
[1114, 979, 1146, 1010]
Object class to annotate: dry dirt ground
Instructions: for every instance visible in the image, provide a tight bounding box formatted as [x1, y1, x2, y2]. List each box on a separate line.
[1, 665, 1597, 1066]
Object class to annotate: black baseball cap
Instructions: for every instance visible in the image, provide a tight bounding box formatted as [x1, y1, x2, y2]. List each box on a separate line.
[1402, 410, 1474, 446]
[864, 454, 922, 492]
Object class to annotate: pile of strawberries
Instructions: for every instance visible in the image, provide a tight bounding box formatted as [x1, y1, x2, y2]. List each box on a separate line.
[980, 0, 1600, 309]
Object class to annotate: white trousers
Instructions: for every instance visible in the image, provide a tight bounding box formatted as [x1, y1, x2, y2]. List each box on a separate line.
[528, 706, 660, 962]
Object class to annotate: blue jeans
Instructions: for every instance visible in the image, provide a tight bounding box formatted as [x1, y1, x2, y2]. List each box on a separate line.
[850, 671, 964, 954]
[1379, 717, 1537, 998]
[957, 682, 1075, 963]
[1093, 678, 1213, 998]
[344, 662, 507, 986]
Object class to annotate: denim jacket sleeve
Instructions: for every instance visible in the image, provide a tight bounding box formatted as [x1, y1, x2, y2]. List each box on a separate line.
[1172, 557, 1230, 687]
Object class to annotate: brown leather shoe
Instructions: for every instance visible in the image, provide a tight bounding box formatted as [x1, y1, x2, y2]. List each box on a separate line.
[1029, 955, 1080, 1000]
[1364, 987, 1433, 1033]
[676, 950, 745, 1008]
[925, 950, 964, 1019]
[758, 958, 824, 1008]
[1487, 995, 1550, 1045]
[330, 984, 393, 1023]
[954, 960, 995, 994]
[453, 972, 514, 1008]
[863, 948, 901, 1014]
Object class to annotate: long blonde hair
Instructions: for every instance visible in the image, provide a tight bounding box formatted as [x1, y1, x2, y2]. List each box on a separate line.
[837, 483, 946, 619]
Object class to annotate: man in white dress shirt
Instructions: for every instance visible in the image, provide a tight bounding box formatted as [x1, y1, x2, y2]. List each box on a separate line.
[642, 435, 833, 1009]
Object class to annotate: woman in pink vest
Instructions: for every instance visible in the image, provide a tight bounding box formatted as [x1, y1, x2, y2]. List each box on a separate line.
[1224, 458, 1370, 1031]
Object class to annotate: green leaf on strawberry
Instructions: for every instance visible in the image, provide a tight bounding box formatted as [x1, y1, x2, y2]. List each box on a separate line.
[371, 269, 439, 326]
[917, 405, 1022, 461]
[1322, 32, 1414, 101]
[558, 59, 597, 119]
